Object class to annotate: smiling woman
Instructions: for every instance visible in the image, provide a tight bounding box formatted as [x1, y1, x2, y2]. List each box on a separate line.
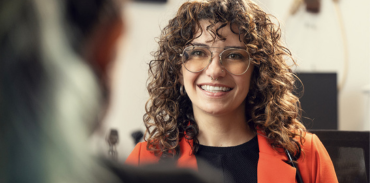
[126, 0, 338, 182]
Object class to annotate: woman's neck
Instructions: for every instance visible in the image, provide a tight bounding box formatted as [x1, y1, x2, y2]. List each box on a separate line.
[194, 105, 255, 147]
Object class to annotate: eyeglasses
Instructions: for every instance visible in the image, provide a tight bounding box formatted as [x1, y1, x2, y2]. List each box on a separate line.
[180, 45, 251, 75]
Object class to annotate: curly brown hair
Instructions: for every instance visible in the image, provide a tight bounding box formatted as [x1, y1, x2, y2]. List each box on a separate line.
[144, 0, 306, 160]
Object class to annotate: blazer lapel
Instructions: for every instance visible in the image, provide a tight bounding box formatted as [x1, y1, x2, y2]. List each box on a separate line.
[257, 132, 297, 183]
[177, 138, 198, 170]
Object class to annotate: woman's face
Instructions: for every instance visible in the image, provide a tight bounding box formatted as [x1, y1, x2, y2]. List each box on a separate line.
[181, 19, 254, 116]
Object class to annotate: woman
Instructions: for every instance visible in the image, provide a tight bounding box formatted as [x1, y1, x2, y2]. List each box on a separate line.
[126, 0, 338, 182]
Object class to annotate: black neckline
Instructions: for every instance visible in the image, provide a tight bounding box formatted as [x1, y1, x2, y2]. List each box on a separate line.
[197, 135, 258, 154]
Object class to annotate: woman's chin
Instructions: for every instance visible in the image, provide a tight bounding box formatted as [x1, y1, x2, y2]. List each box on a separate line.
[201, 106, 230, 116]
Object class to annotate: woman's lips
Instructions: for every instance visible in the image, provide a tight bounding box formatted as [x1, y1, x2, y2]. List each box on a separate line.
[200, 85, 232, 92]
[197, 84, 233, 97]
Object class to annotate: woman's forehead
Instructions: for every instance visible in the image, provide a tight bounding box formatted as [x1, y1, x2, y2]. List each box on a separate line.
[192, 19, 243, 46]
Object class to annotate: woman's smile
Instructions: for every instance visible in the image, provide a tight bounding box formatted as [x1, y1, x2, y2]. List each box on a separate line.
[197, 83, 233, 97]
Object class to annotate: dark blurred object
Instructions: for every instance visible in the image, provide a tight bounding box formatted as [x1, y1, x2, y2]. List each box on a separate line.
[304, 0, 320, 13]
[103, 158, 221, 183]
[107, 129, 119, 160]
[131, 130, 143, 145]
[310, 130, 369, 183]
[294, 73, 337, 129]
[134, 0, 167, 3]
[108, 164, 208, 183]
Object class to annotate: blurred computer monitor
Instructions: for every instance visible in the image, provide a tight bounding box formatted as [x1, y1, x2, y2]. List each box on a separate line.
[294, 73, 337, 129]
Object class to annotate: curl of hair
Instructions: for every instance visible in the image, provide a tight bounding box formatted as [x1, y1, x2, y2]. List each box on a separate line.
[144, 0, 306, 160]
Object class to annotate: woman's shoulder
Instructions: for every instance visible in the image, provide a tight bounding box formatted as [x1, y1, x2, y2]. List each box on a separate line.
[298, 132, 338, 182]
[301, 132, 325, 152]
[299, 132, 334, 169]
[125, 141, 160, 166]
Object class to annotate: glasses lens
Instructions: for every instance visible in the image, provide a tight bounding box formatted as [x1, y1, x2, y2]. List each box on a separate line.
[182, 46, 211, 72]
[221, 49, 250, 75]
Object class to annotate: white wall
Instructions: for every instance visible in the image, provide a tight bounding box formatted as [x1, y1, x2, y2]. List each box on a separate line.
[258, 0, 370, 131]
[91, 0, 370, 162]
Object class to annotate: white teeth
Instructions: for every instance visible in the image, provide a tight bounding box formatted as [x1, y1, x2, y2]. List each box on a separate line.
[200, 85, 231, 93]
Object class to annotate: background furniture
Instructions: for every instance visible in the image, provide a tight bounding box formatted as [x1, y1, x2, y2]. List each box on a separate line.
[309, 130, 369, 183]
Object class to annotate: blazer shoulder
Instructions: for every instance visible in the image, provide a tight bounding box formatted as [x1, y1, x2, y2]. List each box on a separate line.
[299, 132, 338, 183]
[125, 141, 159, 166]
[302, 132, 315, 150]
[301, 132, 327, 154]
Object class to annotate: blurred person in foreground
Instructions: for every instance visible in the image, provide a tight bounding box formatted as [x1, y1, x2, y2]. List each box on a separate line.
[0, 0, 124, 182]
[126, 0, 338, 182]
[0, 0, 215, 182]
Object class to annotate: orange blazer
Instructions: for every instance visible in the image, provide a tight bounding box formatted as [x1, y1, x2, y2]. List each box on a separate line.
[126, 132, 338, 183]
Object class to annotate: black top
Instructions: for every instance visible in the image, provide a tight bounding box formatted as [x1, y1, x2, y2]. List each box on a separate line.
[195, 136, 259, 183]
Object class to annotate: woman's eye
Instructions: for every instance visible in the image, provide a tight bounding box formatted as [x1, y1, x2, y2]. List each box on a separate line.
[227, 53, 243, 59]
[191, 50, 206, 56]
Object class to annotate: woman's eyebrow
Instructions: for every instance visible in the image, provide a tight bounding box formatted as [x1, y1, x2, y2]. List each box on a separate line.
[224, 46, 246, 50]
[191, 42, 209, 47]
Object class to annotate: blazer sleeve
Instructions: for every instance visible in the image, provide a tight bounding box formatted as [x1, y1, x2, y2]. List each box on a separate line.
[310, 134, 338, 183]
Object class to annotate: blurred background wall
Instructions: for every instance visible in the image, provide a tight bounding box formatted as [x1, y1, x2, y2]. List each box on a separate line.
[91, 0, 370, 162]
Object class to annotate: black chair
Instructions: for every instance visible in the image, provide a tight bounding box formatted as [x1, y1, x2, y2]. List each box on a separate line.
[309, 130, 369, 183]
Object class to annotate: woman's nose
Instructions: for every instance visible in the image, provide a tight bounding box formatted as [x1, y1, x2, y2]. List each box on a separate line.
[206, 54, 226, 80]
